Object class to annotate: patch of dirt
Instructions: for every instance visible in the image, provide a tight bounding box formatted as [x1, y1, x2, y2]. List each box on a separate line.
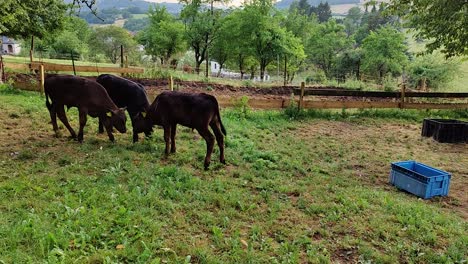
[296, 121, 468, 219]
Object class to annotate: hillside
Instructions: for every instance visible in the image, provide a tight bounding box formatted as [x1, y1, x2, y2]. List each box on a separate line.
[275, 0, 360, 10]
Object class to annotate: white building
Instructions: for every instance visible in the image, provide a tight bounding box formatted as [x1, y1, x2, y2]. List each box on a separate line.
[210, 61, 270, 81]
[1, 36, 21, 55]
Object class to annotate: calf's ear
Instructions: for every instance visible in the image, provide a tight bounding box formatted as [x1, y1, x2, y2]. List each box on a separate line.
[120, 107, 127, 111]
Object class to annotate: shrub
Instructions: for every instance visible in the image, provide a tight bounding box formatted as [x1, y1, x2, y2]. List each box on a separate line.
[407, 53, 460, 91]
[305, 70, 327, 85]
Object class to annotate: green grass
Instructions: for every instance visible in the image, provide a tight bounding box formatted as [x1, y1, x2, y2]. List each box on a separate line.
[131, 14, 148, 19]
[0, 86, 467, 263]
[2, 55, 119, 68]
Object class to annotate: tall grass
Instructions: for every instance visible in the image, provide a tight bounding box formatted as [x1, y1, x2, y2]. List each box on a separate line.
[0, 87, 467, 263]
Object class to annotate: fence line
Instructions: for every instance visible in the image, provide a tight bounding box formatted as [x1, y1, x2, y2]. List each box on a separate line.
[4, 62, 144, 74]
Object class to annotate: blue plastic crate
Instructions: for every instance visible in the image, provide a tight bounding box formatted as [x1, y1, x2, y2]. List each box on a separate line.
[389, 160, 451, 199]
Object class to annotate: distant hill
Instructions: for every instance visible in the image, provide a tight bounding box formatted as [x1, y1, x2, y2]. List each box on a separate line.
[66, 0, 183, 15]
[275, 0, 360, 10]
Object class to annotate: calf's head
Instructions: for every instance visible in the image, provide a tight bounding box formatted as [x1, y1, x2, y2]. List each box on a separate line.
[110, 108, 127, 133]
[132, 112, 153, 135]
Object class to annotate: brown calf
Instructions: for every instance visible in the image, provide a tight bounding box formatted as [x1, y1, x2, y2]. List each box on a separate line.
[145, 91, 226, 169]
[45, 75, 127, 142]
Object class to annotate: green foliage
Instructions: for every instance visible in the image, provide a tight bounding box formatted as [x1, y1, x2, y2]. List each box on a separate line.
[388, 0, 467, 57]
[88, 25, 138, 64]
[180, 0, 221, 75]
[306, 20, 353, 77]
[361, 26, 408, 81]
[232, 96, 251, 119]
[0, 0, 66, 38]
[283, 94, 305, 120]
[124, 17, 149, 32]
[138, 6, 186, 65]
[305, 70, 327, 84]
[407, 53, 460, 90]
[309, 2, 332, 23]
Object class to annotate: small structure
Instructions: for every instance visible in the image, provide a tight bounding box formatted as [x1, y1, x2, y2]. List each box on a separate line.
[1, 36, 22, 55]
[210, 61, 270, 81]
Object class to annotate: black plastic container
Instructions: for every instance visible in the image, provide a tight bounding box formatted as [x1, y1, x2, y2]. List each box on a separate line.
[422, 119, 468, 143]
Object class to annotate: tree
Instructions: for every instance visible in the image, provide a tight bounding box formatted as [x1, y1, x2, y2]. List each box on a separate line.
[306, 20, 352, 77]
[297, 0, 311, 15]
[388, 0, 467, 57]
[236, 0, 294, 81]
[343, 6, 361, 37]
[281, 9, 310, 83]
[138, 6, 186, 65]
[361, 26, 408, 81]
[309, 2, 331, 23]
[124, 17, 150, 32]
[88, 26, 138, 64]
[49, 16, 91, 58]
[219, 9, 256, 79]
[209, 16, 232, 77]
[0, 0, 100, 38]
[407, 53, 460, 90]
[0, 0, 66, 38]
[180, 0, 220, 75]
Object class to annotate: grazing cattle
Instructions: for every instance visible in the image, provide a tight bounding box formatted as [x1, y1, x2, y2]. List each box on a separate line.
[145, 91, 226, 169]
[96, 74, 151, 142]
[45, 75, 127, 142]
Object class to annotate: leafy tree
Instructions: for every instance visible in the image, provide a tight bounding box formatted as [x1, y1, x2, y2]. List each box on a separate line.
[49, 16, 91, 59]
[309, 2, 331, 23]
[281, 9, 310, 83]
[388, 0, 467, 57]
[334, 48, 362, 80]
[306, 20, 352, 77]
[88, 26, 138, 64]
[124, 17, 150, 32]
[180, 0, 220, 75]
[219, 9, 256, 79]
[407, 53, 460, 90]
[138, 6, 186, 65]
[209, 15, 232, 77]
[236, 0, 296, 81]
[296, 0, 311, 15]
[0, 0, 66, 38]
[361, 26, 408, 81]
[343, 6, 361, 37]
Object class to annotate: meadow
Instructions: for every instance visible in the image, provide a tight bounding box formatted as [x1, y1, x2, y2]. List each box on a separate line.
[0, 86, 467, 263]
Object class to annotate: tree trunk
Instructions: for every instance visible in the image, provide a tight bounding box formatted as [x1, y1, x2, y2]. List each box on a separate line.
[283, 56, 287, 86]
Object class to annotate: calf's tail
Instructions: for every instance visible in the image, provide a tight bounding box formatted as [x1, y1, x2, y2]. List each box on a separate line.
[45, 91, 52, 111]
[216, 104, 226, 136]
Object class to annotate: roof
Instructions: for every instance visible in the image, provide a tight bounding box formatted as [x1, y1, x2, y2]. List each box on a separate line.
[1, 36, 19, 44]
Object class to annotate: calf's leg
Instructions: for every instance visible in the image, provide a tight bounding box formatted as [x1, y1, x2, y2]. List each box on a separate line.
[163, 125, 172, 155]
[98, 117, 104, 134]
[56, 105, 77, 139]
[77, 109, 88, 143]
[48, 104, 59, 137]
[170, 124, 177, 153]
[210, 121, 225, 164]
[102, 116, 115, 142]
[196, 126, 215, 170]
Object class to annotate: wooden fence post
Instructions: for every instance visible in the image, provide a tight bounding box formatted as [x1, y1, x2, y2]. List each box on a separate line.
[298, 81, 305, 110]
[400, 83, 406, 109]
[71, 50, 76, 76]
[169, 75, 173, 91]
[120, 45, 124, 68]
[39, 64, 45, 95]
